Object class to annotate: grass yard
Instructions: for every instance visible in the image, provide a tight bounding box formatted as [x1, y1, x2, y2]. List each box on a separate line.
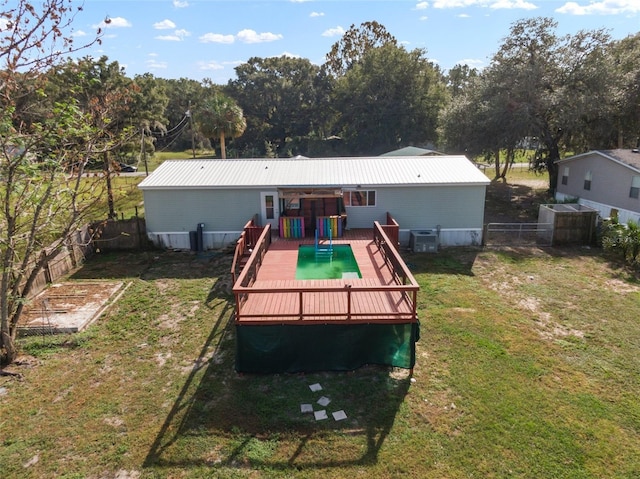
[1, 243, 640, 478]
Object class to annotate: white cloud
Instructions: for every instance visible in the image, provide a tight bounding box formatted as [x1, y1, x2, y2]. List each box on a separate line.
[237, 29, 283, 43]
[153, 19, 176, 30]
[310, 11, 325, 17]
[199, 32, 235, 44]
[0, 18, 8, 30]
[72, 29, 87, 37]
[156, 29, 190, 41]
[556, 0, 640, 15]
[457, 58, 484, 67]
[280, 51, 302, 58]
[415, 2, 429, 10]
[156, 35, 180, 41]
[433, 0, 537, 7]
[199, 29, 283, 44]
[93, 17, 132, 29]
[420, 15, 429, 20]
[146, 59, 168, 69]
[322, 26, 345, 37]
[173, 0, 189, 7]
[490, 0, 537, 9]
[433, 0, 479, 7]
[458, 12, 471, 17]
[198, 61, 224, 71]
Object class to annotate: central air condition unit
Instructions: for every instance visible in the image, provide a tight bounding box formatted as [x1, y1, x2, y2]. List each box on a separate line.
[410, 230, 439, 253]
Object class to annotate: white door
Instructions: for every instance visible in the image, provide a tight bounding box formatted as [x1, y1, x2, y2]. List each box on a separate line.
[260, 192, 279, 229]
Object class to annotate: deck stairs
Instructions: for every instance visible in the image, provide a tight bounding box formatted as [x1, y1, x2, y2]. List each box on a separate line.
[239, 250, 252, 268]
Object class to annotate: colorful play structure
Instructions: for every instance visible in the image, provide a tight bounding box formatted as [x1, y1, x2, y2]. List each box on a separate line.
[279, 216, 305, 238]
[279, 215, 344, 239]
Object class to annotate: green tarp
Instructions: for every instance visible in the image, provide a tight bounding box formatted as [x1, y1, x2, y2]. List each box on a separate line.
[235, 322, 419, 373]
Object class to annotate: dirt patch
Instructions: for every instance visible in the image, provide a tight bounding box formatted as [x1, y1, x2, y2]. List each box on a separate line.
[484, 179, 553, 224]
[20, 281, 124, 334]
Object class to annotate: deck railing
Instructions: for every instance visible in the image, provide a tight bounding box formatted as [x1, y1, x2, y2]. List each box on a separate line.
[231, 219, 270, 284]
[233, 220, 419, 325]
[379, 212, 400, 248]
[373, 220, 417, 287]
[233, 223, 271, 288]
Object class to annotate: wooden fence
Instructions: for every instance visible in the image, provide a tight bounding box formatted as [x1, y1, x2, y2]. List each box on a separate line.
[26, 217, 148, 300]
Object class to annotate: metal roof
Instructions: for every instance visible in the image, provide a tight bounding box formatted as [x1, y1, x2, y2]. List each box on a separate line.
[138, 156, 490, 190]
[380, 146, 443, 156]
[556, 149, 640, 173]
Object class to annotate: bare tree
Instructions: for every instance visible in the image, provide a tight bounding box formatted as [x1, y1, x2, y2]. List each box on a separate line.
[0, 0, 110, 366]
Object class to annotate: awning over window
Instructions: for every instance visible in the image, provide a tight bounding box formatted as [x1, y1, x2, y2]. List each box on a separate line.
[278, 188, 343, 199]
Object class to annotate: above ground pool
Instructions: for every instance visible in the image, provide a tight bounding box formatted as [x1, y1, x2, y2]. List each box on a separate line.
[295, 244, 362, 280]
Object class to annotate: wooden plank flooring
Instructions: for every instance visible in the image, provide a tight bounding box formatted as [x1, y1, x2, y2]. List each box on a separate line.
[237, 232, 416, 323]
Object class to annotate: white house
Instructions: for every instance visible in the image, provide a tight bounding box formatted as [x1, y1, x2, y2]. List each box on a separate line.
[138, 156, 490, 250]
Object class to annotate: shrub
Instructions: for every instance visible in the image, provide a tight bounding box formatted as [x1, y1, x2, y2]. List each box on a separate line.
[601, 218, 640, 265]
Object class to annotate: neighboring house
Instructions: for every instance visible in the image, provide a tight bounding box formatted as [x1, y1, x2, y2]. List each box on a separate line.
[555, 149, 640, 223]
[380, 146, 443, 156]
[138, 156, 490, 249]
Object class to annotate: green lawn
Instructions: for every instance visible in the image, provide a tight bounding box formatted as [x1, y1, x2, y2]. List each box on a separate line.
[2, 245, 639, 478]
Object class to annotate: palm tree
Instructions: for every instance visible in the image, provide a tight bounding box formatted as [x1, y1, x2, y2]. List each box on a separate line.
[198, 94, 246, 159]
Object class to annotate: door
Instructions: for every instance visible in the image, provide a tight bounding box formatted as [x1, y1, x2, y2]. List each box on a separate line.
[260, 192, 279, 229]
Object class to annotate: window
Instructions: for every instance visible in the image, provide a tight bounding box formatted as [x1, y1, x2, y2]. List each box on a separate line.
[630, 176, 640, 199]
[264, 195, 275, 219]
[561, 167, 569, 185]
[344, 190, 376, 207]
[584, 171, 592, 191]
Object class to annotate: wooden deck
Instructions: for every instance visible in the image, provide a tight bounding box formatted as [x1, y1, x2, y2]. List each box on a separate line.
[233, 227, 419, 324]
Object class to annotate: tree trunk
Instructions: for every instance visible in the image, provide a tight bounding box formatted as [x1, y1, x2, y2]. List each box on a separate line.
[547, 154, 559, 194]
[494, 149, 506, 182]
[500, 149, 513, 179]
[104, 151, 116, 219]
[0, 247, 16, 365]
[545, 139, 561, 194]
[219, 133, 227, 159]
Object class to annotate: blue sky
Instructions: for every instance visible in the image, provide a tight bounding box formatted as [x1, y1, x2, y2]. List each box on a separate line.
[69, 0, 640, 83]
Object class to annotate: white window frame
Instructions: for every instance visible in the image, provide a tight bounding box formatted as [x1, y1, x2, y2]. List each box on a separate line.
[584, 170, 592, 191]
[630, 176, 640, 199]
[343, 190, 376, 207]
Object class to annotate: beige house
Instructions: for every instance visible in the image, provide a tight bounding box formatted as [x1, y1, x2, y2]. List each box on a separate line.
[555, 149, 640, 223]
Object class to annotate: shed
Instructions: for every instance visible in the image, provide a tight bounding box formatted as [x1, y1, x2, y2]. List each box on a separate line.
[537, 203, 598, 245]
[138, 156, 490, 250]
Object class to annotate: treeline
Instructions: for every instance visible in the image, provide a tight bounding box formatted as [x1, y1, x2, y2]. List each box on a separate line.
[8, 18, 640, 184]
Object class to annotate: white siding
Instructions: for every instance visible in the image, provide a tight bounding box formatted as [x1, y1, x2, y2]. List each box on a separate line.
[380, 185, 485, 229]
[144, 189, 266, 232]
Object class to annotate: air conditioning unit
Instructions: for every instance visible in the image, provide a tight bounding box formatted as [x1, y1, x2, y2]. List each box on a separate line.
[410, 230, 439, 253]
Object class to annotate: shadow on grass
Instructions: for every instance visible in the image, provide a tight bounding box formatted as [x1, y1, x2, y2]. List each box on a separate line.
[143, 306, 410, 472]
[70, 250, 235, 281]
